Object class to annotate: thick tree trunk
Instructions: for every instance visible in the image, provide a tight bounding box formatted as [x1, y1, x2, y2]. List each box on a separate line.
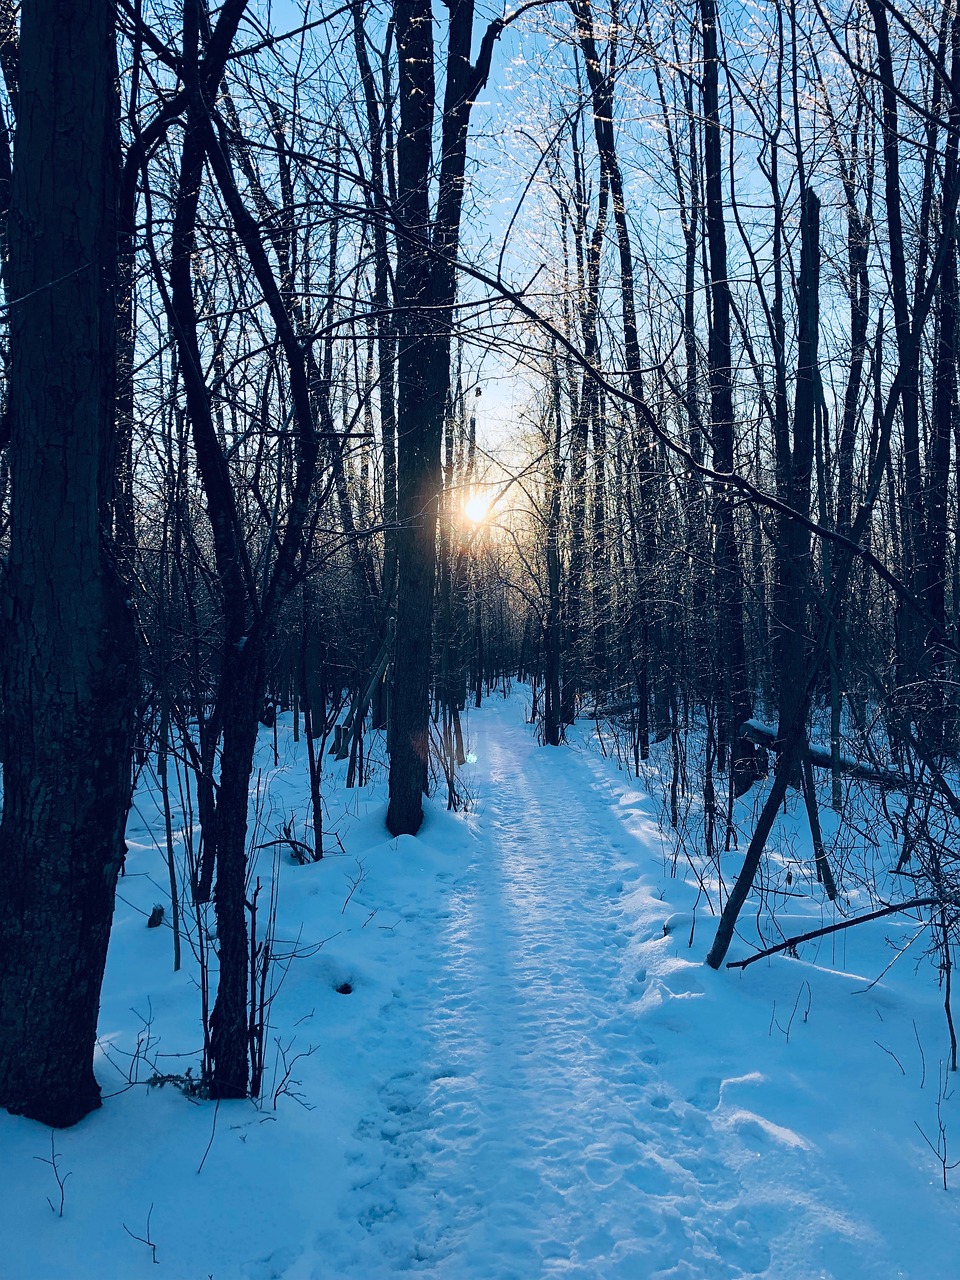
[386, 0, 504, 834]
[0, 0, 138, 1127]
[208, 645, 263, 1100]
[387, 330, 446, 832]
[385, 0, 442, 836]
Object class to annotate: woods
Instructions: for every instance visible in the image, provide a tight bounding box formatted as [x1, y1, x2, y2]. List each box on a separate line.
[2, 0, 960, 1147]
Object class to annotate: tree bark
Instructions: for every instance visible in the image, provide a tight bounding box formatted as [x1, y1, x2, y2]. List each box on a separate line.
[386, 0, 505, 835]
[924, 9, 960, 750]
[774, 188, 821, 778]
[699, 0, 759, 795]
[0, 0, 138, 1127]
[386, 0, 445, 832]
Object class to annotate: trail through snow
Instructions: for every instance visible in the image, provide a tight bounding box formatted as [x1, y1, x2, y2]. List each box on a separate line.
[304, 701, 902, 1280]
[3, 693, 956, 1279]
[320, 707, 774, 1278]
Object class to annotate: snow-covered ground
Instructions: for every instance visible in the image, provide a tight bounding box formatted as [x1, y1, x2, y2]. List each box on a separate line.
[2, 692, 958, 1278]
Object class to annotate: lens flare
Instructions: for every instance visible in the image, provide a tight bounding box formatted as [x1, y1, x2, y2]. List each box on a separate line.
[464, 494, 491, 524]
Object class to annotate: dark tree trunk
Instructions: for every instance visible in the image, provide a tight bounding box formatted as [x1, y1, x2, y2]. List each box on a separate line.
[386, 0, 444, 836]
[699, 0, 759, 796]
[386, 0, 505, 835]
[868, 0, 925, 705]
[351, 0, 397, 587]
[560, 91, 606, 725]
[0, 0, 138, 1128]
[544, 359, 565, 746]
[208, 643, 264, 1099]
[923, 9, 960, 750]
[775, 189, 821, 778]
[574, 0, 650, 702]
[387, 316, 447, 830]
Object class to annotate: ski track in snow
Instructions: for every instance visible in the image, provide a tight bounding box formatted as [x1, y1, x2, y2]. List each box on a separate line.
[311, 707, 774, 1279]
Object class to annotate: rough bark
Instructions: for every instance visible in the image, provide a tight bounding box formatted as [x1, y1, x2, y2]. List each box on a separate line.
[0, 0, 138, 1127]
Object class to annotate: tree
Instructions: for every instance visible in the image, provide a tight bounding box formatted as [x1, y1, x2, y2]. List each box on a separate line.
[0, 0, 138, 1127]
[386, 0, 512, 835]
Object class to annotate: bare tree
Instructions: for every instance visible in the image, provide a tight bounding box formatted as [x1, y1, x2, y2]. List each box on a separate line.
[386, 0, 514, 834]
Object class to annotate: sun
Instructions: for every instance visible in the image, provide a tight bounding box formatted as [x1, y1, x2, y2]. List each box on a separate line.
[463, 493, 491, 524]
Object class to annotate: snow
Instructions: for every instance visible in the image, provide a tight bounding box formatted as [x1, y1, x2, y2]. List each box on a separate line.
[2, 692, 959, 1277]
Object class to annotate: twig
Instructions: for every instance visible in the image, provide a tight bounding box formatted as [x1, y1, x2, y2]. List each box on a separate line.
[772, 982, 811, 1043]
[851, 922, 927, 993]
[122, 1203, 159, 1264]
[341, 860, 365, 914]
[35, 1132, 71, 1218]
[915, 1064, 960, 1189]
[915, 1019, 927, 1090]
[271, 1037, 319, 1110]
[197, 1099, 220, 1175]
[875, 1040, 906, 1075]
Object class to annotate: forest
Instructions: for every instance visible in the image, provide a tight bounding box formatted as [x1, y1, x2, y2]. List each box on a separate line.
[2, 0, 960, 1272]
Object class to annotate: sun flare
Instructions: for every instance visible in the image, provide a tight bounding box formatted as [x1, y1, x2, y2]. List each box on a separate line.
[463, 494, 491, 524]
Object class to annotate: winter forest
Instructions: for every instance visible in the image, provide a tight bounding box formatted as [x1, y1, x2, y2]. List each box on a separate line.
[3, 0, 960, 1273]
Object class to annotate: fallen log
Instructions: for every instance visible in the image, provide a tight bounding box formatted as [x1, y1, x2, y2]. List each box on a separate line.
[725, 897, 941, 969]
[578, 701, 645, 719]
[741, 719, 909, 790]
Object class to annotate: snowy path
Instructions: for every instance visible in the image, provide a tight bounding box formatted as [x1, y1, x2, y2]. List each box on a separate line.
[6, 695, 955, 1279]
[320, 704, 773, 1279]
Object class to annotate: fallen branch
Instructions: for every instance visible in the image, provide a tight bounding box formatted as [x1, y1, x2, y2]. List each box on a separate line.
[725, 897, 941, 970]
[741, 719, 909, 789]
[256, 836, 316, 864]
[579, 701, 644, 718]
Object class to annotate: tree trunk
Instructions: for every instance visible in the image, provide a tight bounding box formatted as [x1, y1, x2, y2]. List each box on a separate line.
[544, 359, 565, 746]
[208, 644, 263, 1099]
[386, 0, 505, 834]
[0, 0, 138, 1128]
[924, 9, 960, 751]
[699, 0, 759, 796]
[774, 188, 821, 780]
